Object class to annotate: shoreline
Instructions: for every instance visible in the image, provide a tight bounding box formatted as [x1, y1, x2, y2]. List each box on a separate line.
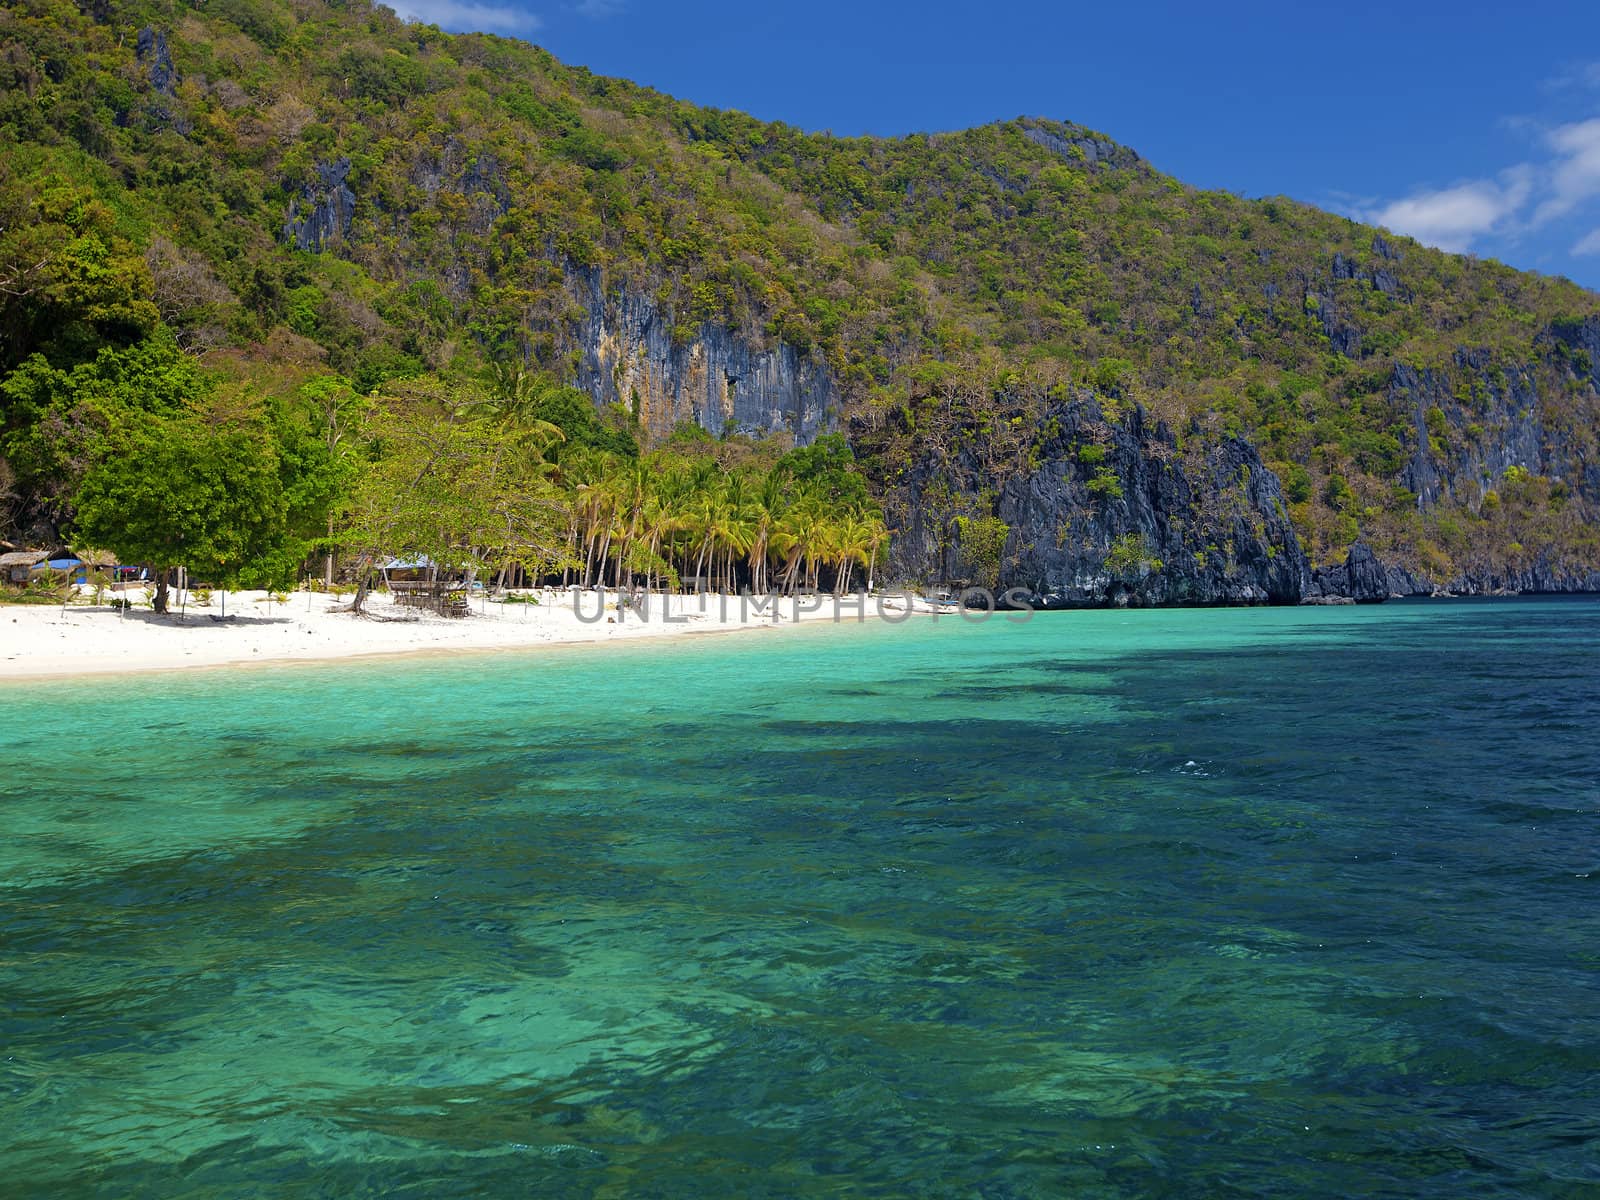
[0, 587, 919, 683]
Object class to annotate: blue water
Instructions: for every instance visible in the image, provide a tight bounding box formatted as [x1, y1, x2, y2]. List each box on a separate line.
[2, 599, 1598, 1197]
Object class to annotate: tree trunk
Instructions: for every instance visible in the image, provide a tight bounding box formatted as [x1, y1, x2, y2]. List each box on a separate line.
[153, 567, 170, 614]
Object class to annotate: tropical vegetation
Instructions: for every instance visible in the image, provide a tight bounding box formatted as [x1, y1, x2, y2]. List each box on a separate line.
[2, 0, 1598, 594]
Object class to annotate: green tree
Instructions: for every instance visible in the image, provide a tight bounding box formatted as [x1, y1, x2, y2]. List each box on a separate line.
[954, 514, 1010, 588]
[73, 410, 288, 612]
[1, 331, 206, 513]
[776, 432, 870, 508]
[508, 372, 638, 460]
[295, 375, 368, 585]
[0, 175, 158, 370]
[1103, 532, 1162, 579]
[337, 378, 570, 612]
[240, 386, 358, 589]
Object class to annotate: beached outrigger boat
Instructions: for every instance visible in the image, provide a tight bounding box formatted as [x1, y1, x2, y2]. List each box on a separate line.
[916, 589, 962, 612]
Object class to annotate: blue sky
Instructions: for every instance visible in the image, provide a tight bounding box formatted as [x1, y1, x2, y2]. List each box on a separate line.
[389, 0, 1600, 290]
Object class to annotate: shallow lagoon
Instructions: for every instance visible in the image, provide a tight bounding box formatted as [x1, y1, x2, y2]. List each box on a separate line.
[3, 600, 1598, 1196]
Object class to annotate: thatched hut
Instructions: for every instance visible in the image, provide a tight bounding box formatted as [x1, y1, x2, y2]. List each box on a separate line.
[381, 557, 470, 616]
[0, 550, 48, 584]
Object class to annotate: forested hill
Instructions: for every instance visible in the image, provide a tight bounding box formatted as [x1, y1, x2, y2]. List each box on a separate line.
[5, 0, 1600, 601]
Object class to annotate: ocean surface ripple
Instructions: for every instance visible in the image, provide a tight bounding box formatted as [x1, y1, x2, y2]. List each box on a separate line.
[2, 599, 1598, 1197]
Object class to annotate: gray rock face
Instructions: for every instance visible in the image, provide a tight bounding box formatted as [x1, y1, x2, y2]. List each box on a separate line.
[136, 27, 176, 96]
[408, 139, 509, 215]
[1019, 122, 1142, 170]
[1312, 293, 1361, 358]
[283, 159, 356, 252]
[1329, 252, 1406, 305]
[1546, 313, 1600, 391]
[564, 267, 834, 445]
[1305, 542, 1429, 601]
[1446, 560, 1600, 593]
[874, 397, 1309, 607]
[1390, 350, 1580, 514]
[1306, 541, 1600, 598]
[1337, 541, 1393, 601]
[1318, 327, 1600, 597]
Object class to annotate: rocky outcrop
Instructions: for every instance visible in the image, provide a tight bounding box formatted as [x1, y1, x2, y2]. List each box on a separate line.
[130, 25, 190, 134]
[275, 147, 837, 442]
[407, 139, 510, 239]
[1331, 250, 1405, 300]
[1388, 356, 1561, 510]
[871, 372, 1599, 606]
[1413, 314, 1600, 509]
[1305, 542, 1431, 602]
[1304, 541, 1600, 600]
[1018, 121, 1142, 170]
[1444, 560, 1600, 594]
[283, 159, 356, 252]
[1447, 560, 1600, 593]
[875, 397, 1309, 606]
[1311, 292, 1362, 358]
[136, 27, 176, 96]
[565, 267, 834, 445]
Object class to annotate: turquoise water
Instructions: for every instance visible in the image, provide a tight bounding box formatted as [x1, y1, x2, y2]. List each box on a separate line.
[2, 600, 1598, 1197]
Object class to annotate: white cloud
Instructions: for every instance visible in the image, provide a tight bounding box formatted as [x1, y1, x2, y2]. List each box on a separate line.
[1369, 168, 1532, 253]
[1572, 228, 1600, 255]
[574, 0, 624, 15]
[1366, 112, 1600, 256]
[1542, 61, 1600, 92]
[389, 0, 542, 35]
[1324, 187, 1380, 211]
[1533, 117, 1600, 225]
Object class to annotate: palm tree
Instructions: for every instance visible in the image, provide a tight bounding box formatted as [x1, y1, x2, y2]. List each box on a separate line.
[687, 488, 720, 592]
[828, 510, 886, 596]
[746, 472, 787, 595]
[611, 456, 652, 587]
[773, 488, 827, 595]
[469, 364, 566, 460]
[713, 473, 758, 593]
[553, 447, 604, 586]
[640, 455, 688, 592]
[567, 456, 618, 589]
[862, 513, 888, 593]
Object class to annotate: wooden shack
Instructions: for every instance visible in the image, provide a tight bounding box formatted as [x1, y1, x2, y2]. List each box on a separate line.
[0, 550, 48, 584]
[380, 557, 470, 617]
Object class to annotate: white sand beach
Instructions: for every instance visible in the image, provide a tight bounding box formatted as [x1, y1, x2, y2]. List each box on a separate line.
[0, 587, 923, 680]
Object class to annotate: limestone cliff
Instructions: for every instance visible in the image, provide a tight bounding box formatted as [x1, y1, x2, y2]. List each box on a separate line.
[1351, 318, 1600, 595]
[562, 267, 835, 446]
[283, 159, 357, 253]
[862, 395, 1309, 606]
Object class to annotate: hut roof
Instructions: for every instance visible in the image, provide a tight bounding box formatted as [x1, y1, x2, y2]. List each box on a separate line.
[0, 550, 48, 568]
[72, 548, 118, 567]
